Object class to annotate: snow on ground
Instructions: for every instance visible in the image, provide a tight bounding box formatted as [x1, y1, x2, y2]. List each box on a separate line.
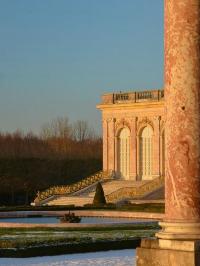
[0, 249, 136, 266]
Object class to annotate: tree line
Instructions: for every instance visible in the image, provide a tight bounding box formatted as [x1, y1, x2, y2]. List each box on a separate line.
[0, 117, 102, 205]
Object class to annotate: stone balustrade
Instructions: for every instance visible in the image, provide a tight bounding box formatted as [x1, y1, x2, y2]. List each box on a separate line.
[102, 89, 164, 104]
[106, 176, 165, 203]
[33, 170, 113, 205]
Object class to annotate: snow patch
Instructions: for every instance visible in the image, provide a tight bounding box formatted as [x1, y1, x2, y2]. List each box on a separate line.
[0, 249, 136, 266]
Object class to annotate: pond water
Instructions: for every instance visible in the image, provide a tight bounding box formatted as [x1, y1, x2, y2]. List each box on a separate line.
[0, 216, 155, 224]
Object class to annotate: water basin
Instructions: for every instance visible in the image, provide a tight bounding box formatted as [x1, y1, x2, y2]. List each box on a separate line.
[0, 216, 155, 224]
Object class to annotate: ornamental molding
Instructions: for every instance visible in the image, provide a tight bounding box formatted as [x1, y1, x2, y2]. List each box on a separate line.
[130, 117, 138, 121]
[154, 116, 161, 121]
[137, 117, 154, 131]
[108, 118, 116, 123]
[115, 118, 131, 131]
[102, 118, 116, 123]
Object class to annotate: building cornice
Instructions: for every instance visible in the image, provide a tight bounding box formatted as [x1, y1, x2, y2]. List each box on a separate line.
[96, 101, 164, 111]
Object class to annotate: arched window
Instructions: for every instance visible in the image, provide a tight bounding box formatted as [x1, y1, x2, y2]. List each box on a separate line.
[140, 127, 153, 180]
[117, 128, 130, 180]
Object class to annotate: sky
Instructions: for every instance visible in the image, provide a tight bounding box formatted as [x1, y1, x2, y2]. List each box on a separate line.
[0, 0, 164, 136]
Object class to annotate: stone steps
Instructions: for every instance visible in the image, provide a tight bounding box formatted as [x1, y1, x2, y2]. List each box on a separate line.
[87, 180, 150, 197]
[46, 180, 151, 206]
[47, 196, 93, 206]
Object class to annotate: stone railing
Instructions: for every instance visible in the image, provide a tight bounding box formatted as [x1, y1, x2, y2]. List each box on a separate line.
[102, 89, 164, 104]
[105, 175, 165, 203]
[34, 170, 113, 204]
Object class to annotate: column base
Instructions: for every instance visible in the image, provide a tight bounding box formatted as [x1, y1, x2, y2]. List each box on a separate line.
[136, 238, 200, 266]
[156, 222, 200, 240]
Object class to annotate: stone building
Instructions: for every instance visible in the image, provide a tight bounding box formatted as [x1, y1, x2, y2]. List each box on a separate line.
[96, 89, 165, 181]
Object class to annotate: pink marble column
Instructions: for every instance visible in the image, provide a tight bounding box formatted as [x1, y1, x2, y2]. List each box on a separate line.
[130, 117, 137, 180]
[153, 116, 160, 178]
[157, 0, 200, 239]
[108, 118, 115, 171]
[102, 119, 108, 170]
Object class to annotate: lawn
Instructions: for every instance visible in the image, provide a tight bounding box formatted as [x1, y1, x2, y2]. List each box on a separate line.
[0, 224, 160, 249]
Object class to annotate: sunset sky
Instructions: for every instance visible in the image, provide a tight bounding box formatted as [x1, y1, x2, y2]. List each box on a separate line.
[0, 0, 164, 135]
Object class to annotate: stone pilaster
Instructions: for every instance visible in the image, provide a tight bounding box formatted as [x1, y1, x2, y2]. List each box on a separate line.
[130, 117, 137, 180]
[108, 118, 115, 172]
[114, 135, 118, 179]
[102, 119, 108, 170]
[153, 116, 161, 178]
[136, 132, 140, 181]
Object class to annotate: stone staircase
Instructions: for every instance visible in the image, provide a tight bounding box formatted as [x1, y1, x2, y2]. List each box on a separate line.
[32, 170, 112, 206]
[32, 169, 165, 206]
[47, 196, 93, 206]
[87, 180, 149, 197]
[105, 176, 165, 203]
[45, 180, 151, 206]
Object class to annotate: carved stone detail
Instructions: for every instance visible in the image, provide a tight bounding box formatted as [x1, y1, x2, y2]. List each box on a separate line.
[154, 116, 161, 121]
[138, 117, 154, 130]
[115, 118, 131, 131]
[130, 117, 138, 121]
[108, 118, 116, 123]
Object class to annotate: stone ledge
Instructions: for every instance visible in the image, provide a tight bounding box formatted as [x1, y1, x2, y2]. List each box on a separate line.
[137, 238, 200, 266]
[141, 238, 200, 252]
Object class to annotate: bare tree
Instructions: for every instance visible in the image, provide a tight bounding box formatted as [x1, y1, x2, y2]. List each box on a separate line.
[72, 120, 95, 141]
[40, 117, 72, 155]
[40, 117, 71, 139]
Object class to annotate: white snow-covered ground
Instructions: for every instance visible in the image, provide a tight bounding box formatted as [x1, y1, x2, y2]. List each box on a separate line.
[0, 249, 136, 266]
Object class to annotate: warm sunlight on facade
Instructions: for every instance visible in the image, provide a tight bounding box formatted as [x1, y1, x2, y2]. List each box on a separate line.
[96, 89, 165, 181]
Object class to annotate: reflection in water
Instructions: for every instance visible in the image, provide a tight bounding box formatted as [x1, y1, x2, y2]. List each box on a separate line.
[0, 216, 155, 224]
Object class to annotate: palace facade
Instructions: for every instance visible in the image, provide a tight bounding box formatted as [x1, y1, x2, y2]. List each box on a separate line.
[96, 90, 165, 181]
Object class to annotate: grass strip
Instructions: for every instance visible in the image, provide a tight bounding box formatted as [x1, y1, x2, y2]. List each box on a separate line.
[0, 203, 165, 213]
[0, 224, 160, 233]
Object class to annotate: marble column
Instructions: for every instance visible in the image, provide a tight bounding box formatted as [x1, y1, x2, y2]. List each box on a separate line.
[159, 126, 165, 176]
[102, 119, 108, 171]
[157, 0, 200, 239]
[137, 1, 200, 265]
[130, 117, 137, 180]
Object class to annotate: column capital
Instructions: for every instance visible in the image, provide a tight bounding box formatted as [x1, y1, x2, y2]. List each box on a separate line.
[130, 117, 138, 121]
[154, 116, 161, 121]
[108, 118, 116, 123]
